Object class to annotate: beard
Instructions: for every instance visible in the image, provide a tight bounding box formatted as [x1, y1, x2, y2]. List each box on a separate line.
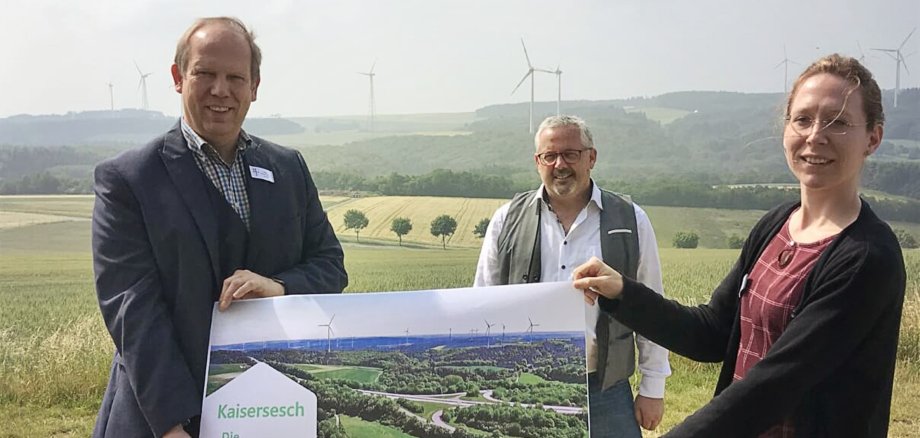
[548, 169, 577, 197]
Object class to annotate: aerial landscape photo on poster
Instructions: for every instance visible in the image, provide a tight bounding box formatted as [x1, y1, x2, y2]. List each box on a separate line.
[205, 282, 590, 438]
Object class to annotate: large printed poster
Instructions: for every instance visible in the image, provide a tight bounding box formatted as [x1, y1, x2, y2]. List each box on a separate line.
[201, 282, 590, 438]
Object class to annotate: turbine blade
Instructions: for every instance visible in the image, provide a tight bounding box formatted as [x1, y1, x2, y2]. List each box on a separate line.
[329, 314, 336, 324]
[134, 60, 142, 75]
[899, 27, 916, 50]
[370, 59, 376, 74]
[774, 59, 786, 69]
[871, 48, 897, 53]
[511, 70, 532, 94]
[521, 38, 532, 67]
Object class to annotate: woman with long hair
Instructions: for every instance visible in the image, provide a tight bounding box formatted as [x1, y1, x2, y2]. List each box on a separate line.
[572, 54, 906, 437]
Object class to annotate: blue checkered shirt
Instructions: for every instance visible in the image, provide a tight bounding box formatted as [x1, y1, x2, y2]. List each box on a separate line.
[180, 119, 252, 230]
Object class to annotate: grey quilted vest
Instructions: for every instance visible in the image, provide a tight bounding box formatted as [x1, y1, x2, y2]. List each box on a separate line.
[495, 188, 640, 391]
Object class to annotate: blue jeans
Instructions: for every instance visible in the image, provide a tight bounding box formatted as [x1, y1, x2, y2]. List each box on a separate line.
[589, 374, 642, 438]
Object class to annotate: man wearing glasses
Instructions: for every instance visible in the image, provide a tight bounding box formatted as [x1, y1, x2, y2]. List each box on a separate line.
[474, 115, 670, 437]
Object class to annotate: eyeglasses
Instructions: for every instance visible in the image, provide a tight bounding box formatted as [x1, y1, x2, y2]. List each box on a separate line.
[536, 149, 589, 165]
[784, 115, 870, 137]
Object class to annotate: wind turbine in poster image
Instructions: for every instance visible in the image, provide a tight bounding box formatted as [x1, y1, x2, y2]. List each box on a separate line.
[484, 320, 496, 347]
[318, 314, 335, 353]
[526, 317, 540, 343]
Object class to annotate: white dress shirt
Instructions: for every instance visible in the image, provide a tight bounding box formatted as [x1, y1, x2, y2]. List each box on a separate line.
[474, 183, 671, 398]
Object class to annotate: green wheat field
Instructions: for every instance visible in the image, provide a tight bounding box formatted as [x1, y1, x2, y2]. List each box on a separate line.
[1, 195, 917, 437]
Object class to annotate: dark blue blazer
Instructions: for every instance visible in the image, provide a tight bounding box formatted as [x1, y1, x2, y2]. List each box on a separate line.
[91, 123, 347, 437]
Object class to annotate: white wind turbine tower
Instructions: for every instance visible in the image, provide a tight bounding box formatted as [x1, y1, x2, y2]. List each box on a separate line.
[107, 82, 115, 111]
[526, 317, 540, 342]
[512, 39, 554, 133]
[775, 45, 799, 94]
[403, 327, 410, 346]
[551, 65, 562, 115]
[358, 61, 377, 132]
[484, 320, 496, 347]
[873, 28, 916, 109]
[134, 61, 152, 110]
[318, 314, 335, 353]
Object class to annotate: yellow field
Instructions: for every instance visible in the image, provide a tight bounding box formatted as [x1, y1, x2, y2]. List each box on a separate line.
[0, 211, 87, 229]
[4, 194, 918, 251]
[0, 195, 94, 218]
[323, 195, 506, 248]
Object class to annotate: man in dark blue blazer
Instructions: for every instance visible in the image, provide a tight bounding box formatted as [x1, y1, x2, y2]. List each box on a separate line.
[91, 17, 347, 438]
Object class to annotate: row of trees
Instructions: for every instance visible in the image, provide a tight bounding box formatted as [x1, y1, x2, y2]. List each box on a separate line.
[343, 209, 483, 249]
[444, 403, 587, 438]
[2, 164, 916, 225]
[315, 169, 920, 222]
[605, 179, 920, 224]
[315, 169, 525, 199]
[673, 229, 918, 250]
[318, 170, 920, 224]
[0, 171, 90, 194]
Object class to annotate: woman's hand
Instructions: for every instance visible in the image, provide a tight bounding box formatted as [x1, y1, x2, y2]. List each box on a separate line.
[572, 256, 625, 304]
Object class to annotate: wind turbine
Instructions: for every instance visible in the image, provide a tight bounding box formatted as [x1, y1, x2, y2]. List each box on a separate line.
[134, 61, 152, 110]
[856, 41, 868, 63]
[526, 317, 540, 342]
[107, 82, 114, 111]
[551, 65, 562, 115]
[403, 327, 410, 346]
[318, 314, 335, 353]
[501, 323, 506, 346]
[512, 39, 554, 133]
[358, 61, 376, 131]
[774, 45, 799, 94]
[873, 28, 916, 108]
[484, 320, 496, 347]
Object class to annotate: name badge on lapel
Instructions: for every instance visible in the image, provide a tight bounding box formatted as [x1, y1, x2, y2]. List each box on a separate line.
[249, 166, 275, 183]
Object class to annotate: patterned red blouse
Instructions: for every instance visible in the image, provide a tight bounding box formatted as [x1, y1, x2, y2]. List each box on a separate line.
[733, 216, 837, 437]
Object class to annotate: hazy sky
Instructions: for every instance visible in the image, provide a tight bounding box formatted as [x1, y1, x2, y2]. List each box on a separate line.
[4, 0, 918, 118]
[209, 282, 584, 346]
